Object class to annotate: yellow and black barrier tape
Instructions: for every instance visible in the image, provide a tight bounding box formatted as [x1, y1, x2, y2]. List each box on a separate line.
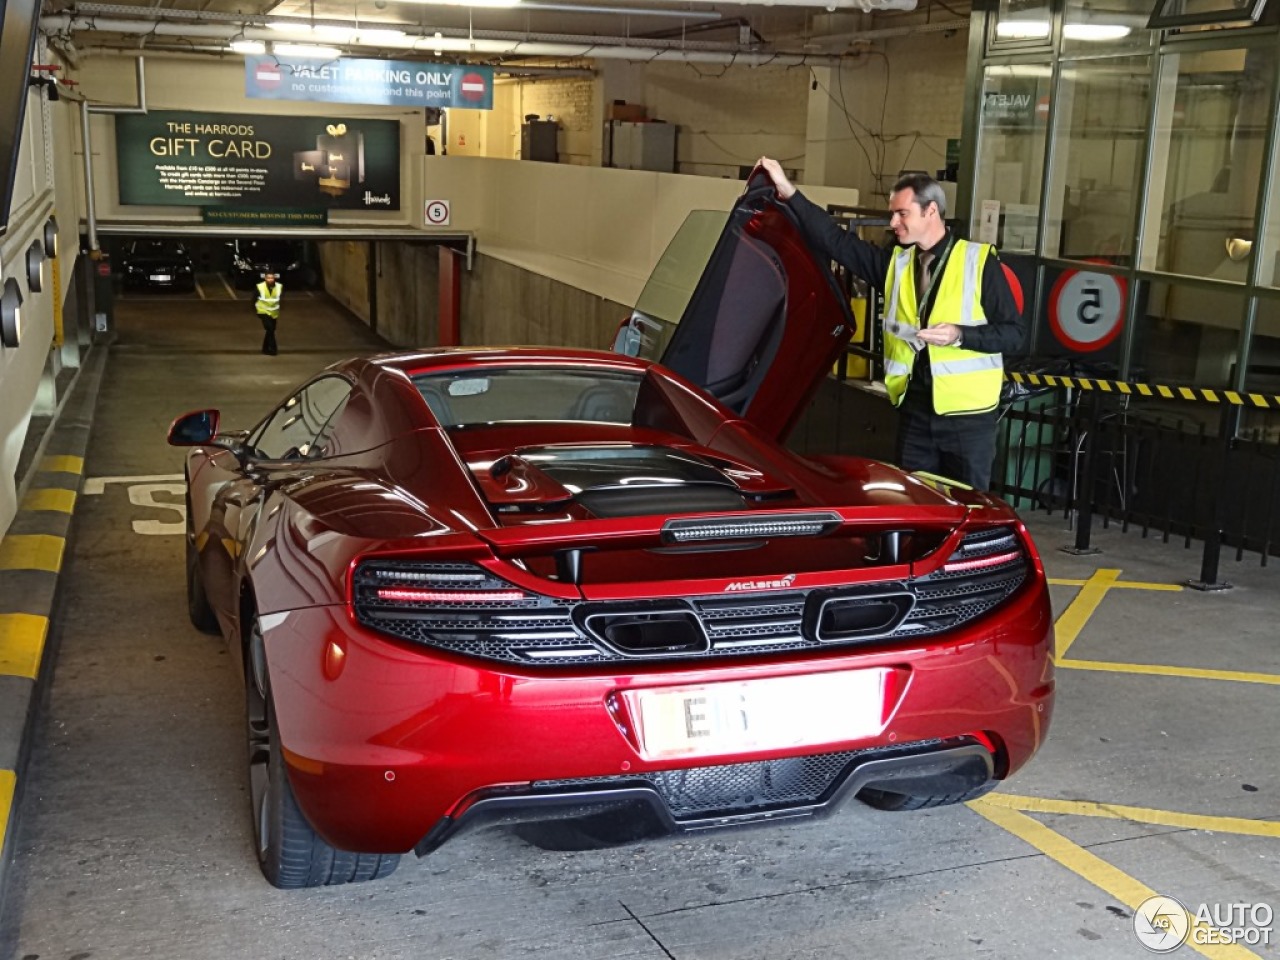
[1008, 371, 1280, 409]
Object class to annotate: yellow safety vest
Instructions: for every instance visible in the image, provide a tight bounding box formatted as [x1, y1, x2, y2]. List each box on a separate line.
[882, 239, 1003, 415]
[255, 281, 282, 319]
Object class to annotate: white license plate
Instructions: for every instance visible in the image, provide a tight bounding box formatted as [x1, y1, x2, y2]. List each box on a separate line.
[150, 274, 171, 282]
[623, 669, 888, 761]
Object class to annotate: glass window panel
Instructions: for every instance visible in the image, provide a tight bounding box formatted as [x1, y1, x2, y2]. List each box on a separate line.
[974, 64, 1052, 254]
[1246, 296, 1280, 390]
[1141, 46, 1275, 282]
[1133, 278, 1247, 385]
[1256, 116, 1280, 287]
[1063, 0, 1156, 52]
[992, 0, 1054, 46]
[1148, 0, 1268, 28]
[1044, 56, 1151, 262]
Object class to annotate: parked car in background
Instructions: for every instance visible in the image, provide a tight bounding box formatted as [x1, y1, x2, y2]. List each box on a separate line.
[120, 238, 195, 292]
[229, 238, 309, 289]
[168, 172, 1055, 889]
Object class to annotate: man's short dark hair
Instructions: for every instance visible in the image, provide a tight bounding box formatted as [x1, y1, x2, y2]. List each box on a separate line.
[890, 173, 947, 218]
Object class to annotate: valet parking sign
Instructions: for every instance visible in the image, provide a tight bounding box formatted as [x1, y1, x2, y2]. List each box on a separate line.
[247, 56, 493, 110]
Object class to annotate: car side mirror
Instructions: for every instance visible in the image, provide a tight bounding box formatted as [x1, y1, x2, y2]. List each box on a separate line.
[168, 409, 220, 446]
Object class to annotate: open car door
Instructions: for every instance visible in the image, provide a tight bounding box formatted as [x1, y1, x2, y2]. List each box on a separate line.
[617, 167, 854, 440]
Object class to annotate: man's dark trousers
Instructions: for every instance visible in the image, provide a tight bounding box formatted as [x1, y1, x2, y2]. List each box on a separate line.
[260, 315, 278, 355]
[896, 400, 999, 490]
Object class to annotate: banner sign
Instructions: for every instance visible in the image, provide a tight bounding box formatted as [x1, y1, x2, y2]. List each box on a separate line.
[202, 207, 328, 226]
[246, 57, 494, 110]
[115, 110, 401, 210]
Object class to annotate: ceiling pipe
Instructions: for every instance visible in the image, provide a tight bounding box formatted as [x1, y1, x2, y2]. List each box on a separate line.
[42, 15, 849, 64]
[70, 1, 721, 24]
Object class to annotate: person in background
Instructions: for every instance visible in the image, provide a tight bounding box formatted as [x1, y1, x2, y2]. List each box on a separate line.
[255, 272, 283, 356]
[756, 157, 1025, 490]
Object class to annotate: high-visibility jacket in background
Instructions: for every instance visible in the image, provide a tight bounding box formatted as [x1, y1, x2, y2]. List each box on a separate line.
[881, 239, 1003, 415]
[255, 282, 282, 319]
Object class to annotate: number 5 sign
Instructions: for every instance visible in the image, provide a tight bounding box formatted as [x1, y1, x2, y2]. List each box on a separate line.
[1049, 263, 1127, 352]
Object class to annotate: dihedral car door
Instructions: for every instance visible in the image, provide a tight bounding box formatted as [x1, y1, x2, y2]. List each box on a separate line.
[639, 169, 854, 440]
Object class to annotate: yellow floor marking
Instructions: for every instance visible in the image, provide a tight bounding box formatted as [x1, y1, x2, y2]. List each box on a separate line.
[970, 799, 1263, 960]
[1054, 568, 1121, 659]
[0, 534, 65, 573]
[1059, 657, 1280, 686]
[0, 613, 48, 679]
[39, 455, 84, 475]
[984, 793, 1280, 838]
[0, 769, 13, 855]
[20, 488, 76, 514]
[1049, 577, 1183, 591]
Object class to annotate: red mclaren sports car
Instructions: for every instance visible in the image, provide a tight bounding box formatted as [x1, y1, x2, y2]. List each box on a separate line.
[168, 175, 1054, 889]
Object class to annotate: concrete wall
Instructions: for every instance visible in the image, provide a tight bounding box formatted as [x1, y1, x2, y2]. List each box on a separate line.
[317, 240, 371, 324]
[0, 38, 79, 540]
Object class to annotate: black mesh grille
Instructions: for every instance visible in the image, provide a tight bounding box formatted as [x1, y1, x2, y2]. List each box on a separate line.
[351, 527, 1028, 667]
[532, 741, 946, 821]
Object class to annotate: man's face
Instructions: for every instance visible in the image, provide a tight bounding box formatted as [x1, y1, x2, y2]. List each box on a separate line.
[265, 274, 277, 285]
[888, 188, 937, 247]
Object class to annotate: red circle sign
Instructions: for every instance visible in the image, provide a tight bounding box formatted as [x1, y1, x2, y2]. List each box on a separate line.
[254, 63, 282, 89]
[1048, 262, 1127, 352]
[460, 72, 487, 102]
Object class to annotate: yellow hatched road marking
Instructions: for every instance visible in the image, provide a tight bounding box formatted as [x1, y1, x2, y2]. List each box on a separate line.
[969, 800, 1264, 960]
[0, 534, 65, 573]
[1059, 657, 1280, 685]
[0, 769, 13, 856]
[984, 793, 1280, 838]
[39, 455, 84, 475]
[1053, 568, 1121, 659]
[0, 613, 47, 679]
[20, 488, 77, 514]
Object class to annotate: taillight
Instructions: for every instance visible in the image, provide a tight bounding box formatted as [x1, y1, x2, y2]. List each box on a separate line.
[897, 527, 1029, 636]
[354, 562, 536, 609]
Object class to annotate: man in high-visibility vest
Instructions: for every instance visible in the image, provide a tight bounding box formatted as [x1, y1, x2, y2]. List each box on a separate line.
[757, 157, 1025, 490]
[254, 272, 283, 356]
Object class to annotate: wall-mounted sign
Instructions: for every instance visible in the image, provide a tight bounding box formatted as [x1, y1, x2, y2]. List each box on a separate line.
[202, 207, 329, 226]
[115, 110, 400, 210]
[246, 57, 494, 110]
[1049, 263, 1127, 352]
[425, 199, 451, 226]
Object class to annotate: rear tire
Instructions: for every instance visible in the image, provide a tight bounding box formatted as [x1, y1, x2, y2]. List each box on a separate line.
[186, 536, 219, 634]
[245, 617, 400, 888]
[858, 781, 996, 811]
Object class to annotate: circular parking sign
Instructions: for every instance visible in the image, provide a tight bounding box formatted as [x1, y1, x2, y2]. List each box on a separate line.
[425, 200, 451, 226]
[254, 62, 282, 90]
[1049, 264, 1126, 352]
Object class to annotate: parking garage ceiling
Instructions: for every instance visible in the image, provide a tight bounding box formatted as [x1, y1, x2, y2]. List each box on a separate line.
[40, 0, 972, 70]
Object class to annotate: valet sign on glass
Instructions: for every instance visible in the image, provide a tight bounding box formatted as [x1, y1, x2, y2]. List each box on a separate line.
[247, 57, 493, 110]
[114, 110, 400, 210]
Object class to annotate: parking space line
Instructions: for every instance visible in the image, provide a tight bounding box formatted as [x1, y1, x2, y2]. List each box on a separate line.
[1054, 568, 1122, 659]
[0, 535, 65, 573]
[194, 277, 207, 300]
[1049, 577, 1183, 591]
[970, 799, 1264, 960]
[983, 793, 1280, 838]
[0, 613, 48, 679]
[1058, 657, 1280, 686]
[218, 273, 237, 299]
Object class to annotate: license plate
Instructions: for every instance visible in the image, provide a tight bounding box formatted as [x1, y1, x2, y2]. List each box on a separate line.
[151, 274, 171, 282]
[623, 669, 888, 761]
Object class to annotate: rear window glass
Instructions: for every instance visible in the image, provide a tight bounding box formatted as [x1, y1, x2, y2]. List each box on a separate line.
[412, 368, 642, 427]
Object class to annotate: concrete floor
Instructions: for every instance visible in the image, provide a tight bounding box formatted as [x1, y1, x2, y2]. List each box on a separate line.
[2, 293, 1279, 960]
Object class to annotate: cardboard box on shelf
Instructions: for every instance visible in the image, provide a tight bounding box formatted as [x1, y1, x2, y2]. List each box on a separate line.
[608, 101, 647, 122]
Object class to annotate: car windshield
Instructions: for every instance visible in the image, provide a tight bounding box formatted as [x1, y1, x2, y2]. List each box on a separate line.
[412, 368, 642, 427]
[624, 210, 728, 362]
[239, 240, 297, 260]
[128, 239, 186, 256]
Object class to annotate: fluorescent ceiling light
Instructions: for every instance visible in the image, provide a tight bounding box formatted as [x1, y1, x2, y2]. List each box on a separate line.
[230, 39, 267, 54]
[267, 19, 310, 31]
[996, 18, 1051, 37]
[396, 0, 522, 7]
[273, 42, 343, 57]
[314, 24, 356, 40]
[1063, 23, 1132, 39]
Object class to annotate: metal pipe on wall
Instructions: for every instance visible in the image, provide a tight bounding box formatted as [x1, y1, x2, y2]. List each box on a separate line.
[81, 57, 148, 253]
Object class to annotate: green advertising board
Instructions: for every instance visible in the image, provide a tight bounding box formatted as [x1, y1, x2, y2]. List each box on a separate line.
[115, 110, 400, 211]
